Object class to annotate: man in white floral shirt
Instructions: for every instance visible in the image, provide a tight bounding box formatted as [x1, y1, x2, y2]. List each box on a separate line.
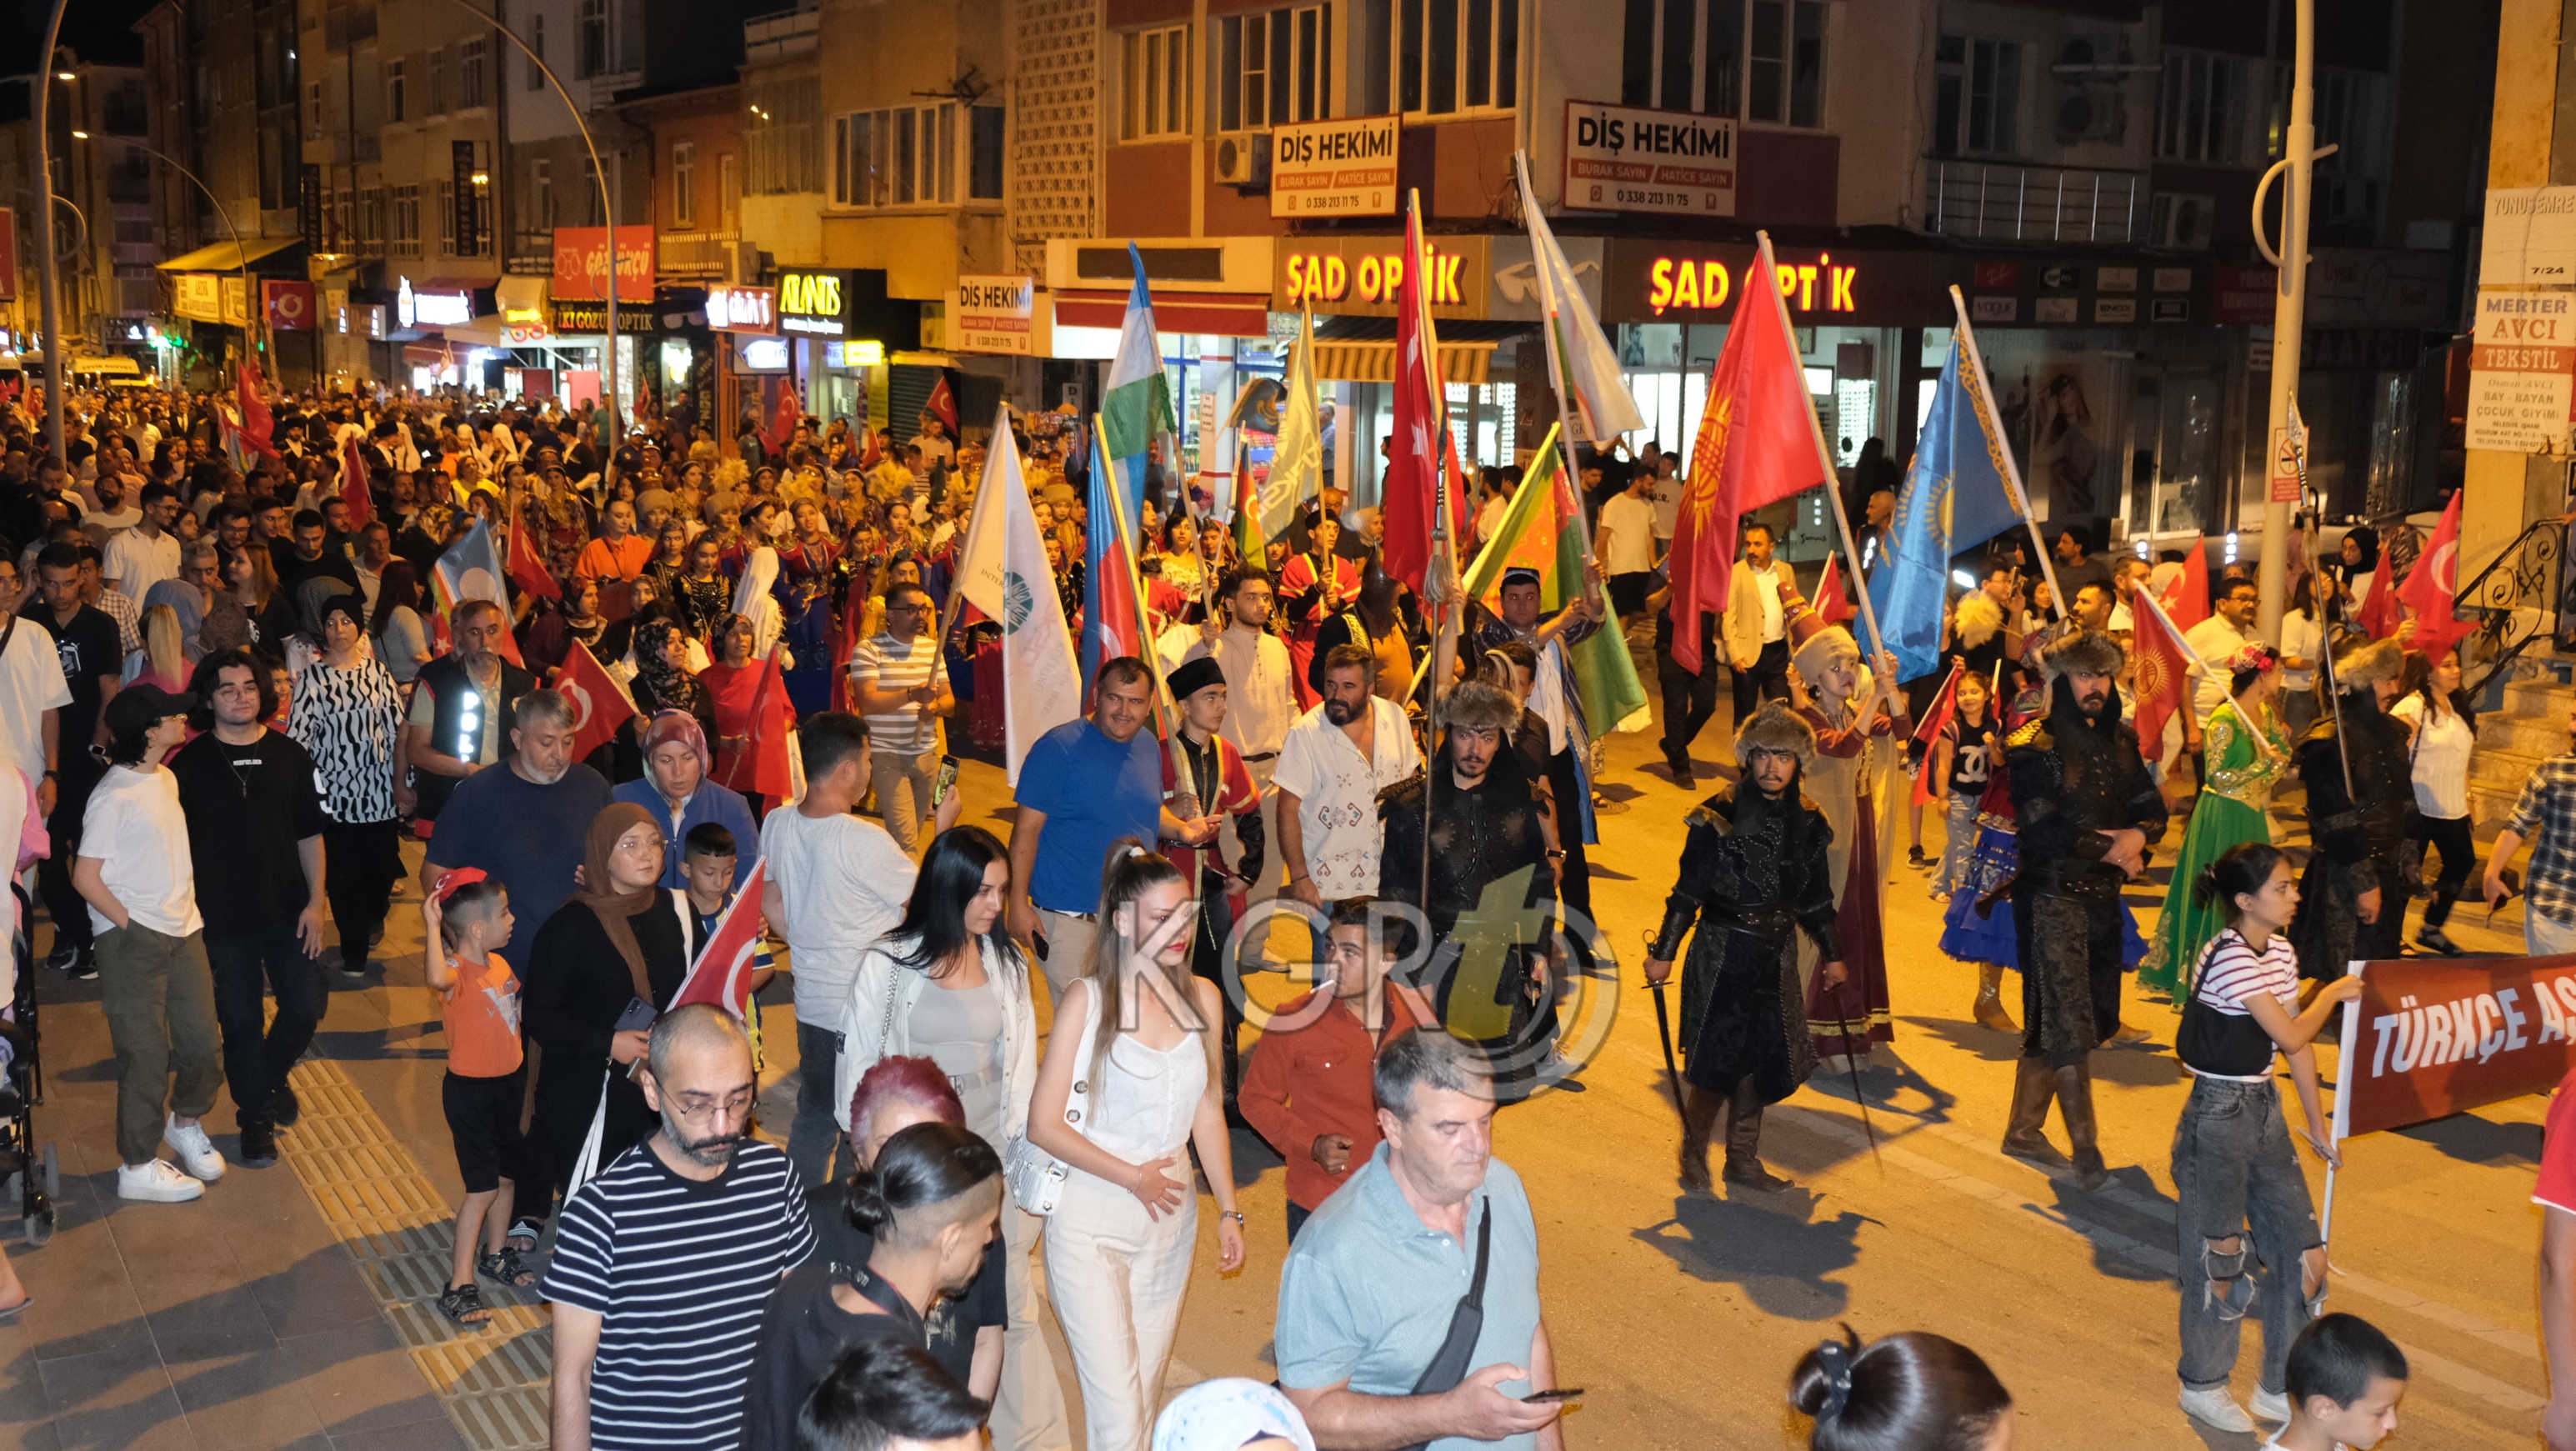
[1275, 645, 1423, 909]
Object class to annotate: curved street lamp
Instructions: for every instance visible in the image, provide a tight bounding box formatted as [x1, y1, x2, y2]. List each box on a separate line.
[442, 0, 623, 443]
[98, 133, 264, 370]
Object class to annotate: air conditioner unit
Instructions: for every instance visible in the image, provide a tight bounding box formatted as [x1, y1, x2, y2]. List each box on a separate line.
[2051, 35, 2132, 146]
[2152, 192, 2217, 250]
[1213, 131, 1271, 187]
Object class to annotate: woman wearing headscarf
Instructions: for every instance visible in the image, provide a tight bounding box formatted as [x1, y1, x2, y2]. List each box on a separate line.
[519, 803, 690, 1218]
[732, 544, 797, 667]
[610, 613, 716, 783]
[609, 709, 763, 889]
[288, 591, 408, 980]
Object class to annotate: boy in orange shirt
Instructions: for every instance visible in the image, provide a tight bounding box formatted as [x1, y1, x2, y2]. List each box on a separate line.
[423, 868, 524, 1325]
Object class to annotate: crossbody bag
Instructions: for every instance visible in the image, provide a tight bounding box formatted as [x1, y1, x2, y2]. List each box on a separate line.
[1000, 985, 1099, 1216]
[1391, 1201, 1493, 1451]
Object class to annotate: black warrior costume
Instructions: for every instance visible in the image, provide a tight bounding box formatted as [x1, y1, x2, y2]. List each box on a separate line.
[2288, 636, 2416, 982]
[1649, 700, 1840, 1192]
[2003, 629, 2167, 1190]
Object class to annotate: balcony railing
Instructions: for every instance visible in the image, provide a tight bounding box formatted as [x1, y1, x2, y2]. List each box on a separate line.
[1922, 159, 2144, 244]
[658, 230, 740, 276]
[744, 5, 818, 63]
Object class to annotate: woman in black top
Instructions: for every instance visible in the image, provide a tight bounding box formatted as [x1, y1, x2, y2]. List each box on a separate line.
[744, 1107, 1004, 1451]
[614, 615, 717, 782]
[520, 803, 689, 1221]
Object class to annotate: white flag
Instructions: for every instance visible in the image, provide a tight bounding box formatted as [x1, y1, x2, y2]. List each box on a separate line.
[956, 405, 1082, 784]
[1515, 153, 1645, 444]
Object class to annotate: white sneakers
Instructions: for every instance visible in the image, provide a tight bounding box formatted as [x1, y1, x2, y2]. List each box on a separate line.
[2178, 1383, 2257, 1433]
[2249, 1386, 2293, 1424]
[161, 1117, 226, 1183]
[116, 1159, 204, 1203]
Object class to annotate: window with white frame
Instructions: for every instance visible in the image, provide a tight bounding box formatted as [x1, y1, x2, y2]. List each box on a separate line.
[528, 14, 546, 88]
[1617, 0, 1822, 127]
[2156, 48, 2263, 166]
[1119, 24, 1193, 140]
[746, 76, 822, 195]
[459, 37, 488, 108]
[1218, 6, 1332, 132]
[387, 58, 407, 122]
[1931, 33, 2021, 156]
[390, 183, 420, 257]
[1385, 0, 1518, 116]
[428, 47, 448, 114]
[673, 141, 697, 226]
[531, 156, 554, 229]
[833, 103, 966, 206]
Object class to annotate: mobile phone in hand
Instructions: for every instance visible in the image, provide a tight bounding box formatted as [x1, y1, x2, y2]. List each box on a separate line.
[932, 753, 960, 807]
[1520, 1388, 1583, 1403]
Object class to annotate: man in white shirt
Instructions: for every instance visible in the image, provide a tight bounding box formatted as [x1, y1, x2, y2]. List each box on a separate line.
[2184, 578, 2262, 745]
[1183, 567, 1298, 902]
[73, 684, 227, 1203]
[101, 483, 182, 598]
[1275, 646, 1422, 908]
[1596, 472, 1661, 624]
[0, 554, 70, 819]
[761, 712, 957, 1191]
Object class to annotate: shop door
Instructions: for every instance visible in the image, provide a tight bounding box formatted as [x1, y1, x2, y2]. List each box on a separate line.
[2124, 369, 2221, 539]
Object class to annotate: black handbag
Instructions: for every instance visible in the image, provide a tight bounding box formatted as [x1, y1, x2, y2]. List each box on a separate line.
[1393, 1202, 1493, 1451]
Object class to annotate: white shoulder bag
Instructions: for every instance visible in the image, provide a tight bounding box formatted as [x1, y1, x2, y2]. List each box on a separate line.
[567, 894, 698, 1195]
[1001, 986, 1099, 1216]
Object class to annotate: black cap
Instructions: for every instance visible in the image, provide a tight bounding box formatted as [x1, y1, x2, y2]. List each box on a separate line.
[1168, 656, 1227, 703]
[103, 683, 195, 739]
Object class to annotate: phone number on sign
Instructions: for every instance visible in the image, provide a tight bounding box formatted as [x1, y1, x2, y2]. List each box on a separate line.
[1598, 186, 1719, 209]
[1287, 192, 1390, 213]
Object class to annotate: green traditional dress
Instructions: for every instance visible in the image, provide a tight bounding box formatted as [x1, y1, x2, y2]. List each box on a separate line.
[2138, 698, 2288, 998]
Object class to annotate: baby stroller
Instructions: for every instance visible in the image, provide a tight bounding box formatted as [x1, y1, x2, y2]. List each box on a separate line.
[0, 885, 57, 1247]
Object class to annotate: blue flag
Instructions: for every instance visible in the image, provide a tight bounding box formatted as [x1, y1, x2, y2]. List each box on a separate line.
[1867, 330, 2023, 682]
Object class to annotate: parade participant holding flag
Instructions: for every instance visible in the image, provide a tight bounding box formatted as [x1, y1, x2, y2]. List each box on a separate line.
[2286, 636, 2416, 983]
[950, 408, 1082, 787]
[2139, 645, 2289, 1002]
[1644, 699, 1847, 1193]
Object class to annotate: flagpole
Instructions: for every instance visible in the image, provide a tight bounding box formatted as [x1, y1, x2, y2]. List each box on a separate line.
[1757, 232, 1896, 718]
[1513, 152, 1604, 570]
[1097, 411, 1179, 727]
[1948, 288, 2068, 622]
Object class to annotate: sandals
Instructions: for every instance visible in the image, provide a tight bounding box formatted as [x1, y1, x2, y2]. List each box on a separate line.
[478, 1248, 538, 1288]
[437, 1282, 488, 1326]
[503, 1218, 543, 1253]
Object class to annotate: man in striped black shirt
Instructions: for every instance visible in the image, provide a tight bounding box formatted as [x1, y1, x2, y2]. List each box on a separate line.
[541, 1005, 813, 1451]
[848, 581, 955, 854]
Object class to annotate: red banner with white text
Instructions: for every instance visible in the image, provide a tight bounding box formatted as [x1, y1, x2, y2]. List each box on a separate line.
[2333, 953, 2576, 1139]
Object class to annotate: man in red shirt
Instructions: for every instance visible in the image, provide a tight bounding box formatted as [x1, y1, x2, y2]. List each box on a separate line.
[2537, 1063, 2576, 1448]
[1241, 896, 1434, 1241]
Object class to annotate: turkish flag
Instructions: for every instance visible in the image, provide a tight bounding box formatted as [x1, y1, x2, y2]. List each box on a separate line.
[2397, 492, 2467, 659]
[506, 489, 561, 600]
[668, 859, 769, 1021]
[235, 363, 282, 460]
[1378, 199, 1465, 596]
[2156, 536, 2208, 631]
[719, 646, 798, 798]
[1667, 238, 1827, 673]
[828, 578, 865, 713]
[1910, 660, 1961, 806]
[557, 640, 642, 762]
[2355, 542, 2404, 639]
[925, 373, 958, 433]
[337, 432, 377, 531]
[764, 378, 803, 458]
[2127, 587, 2193, 763]
[1814, 553, 1854, 627]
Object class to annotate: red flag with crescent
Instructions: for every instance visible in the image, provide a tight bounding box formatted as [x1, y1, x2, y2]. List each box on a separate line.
[2397, 491, 2468, 661]
[668, 860, 769, 1021]
[557, 640, 642, 762]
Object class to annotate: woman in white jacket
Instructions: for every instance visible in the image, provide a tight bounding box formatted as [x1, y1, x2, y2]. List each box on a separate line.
[833, 824, 1068, 1451]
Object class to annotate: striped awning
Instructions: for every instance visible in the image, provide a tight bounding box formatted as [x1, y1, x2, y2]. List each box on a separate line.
[1311, 338, 1494, 385]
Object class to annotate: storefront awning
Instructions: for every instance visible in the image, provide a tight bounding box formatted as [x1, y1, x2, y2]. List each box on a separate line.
[1309, 318, 1520, 386]
[156, 237, 301, 272]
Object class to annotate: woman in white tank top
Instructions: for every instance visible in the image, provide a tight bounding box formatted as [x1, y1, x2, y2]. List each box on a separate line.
[1024, 842, 1248, 1451]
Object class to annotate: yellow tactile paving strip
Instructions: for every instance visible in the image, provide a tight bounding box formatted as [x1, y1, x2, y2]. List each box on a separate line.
[273, 1057, 553, 1451]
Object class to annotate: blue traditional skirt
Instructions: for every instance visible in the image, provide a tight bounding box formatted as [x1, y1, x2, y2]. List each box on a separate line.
[1937, 818, 2147, 970]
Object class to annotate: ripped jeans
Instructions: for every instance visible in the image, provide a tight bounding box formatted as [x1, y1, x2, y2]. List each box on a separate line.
[2173, 1074, 2323, 1393]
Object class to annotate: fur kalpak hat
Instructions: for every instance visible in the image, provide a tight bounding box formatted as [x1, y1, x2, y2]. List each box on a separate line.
[1953, 592, 2004, 649]
[1734, 698, 1818, 771]
[1439, 679, 1522, 734]
[2332, 635, 2404, 688]
[2041, 627, 2124, 681]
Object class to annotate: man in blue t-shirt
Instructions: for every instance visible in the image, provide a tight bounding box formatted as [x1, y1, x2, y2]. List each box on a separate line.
[1007, 656, 1208, 993]
[420, 689, 613, 971]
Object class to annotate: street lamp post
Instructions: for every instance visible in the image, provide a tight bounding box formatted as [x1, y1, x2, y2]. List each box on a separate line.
[33, 0, 72, 460]
[442, 0, 621, 444]
[2254, 0, 2318, 647]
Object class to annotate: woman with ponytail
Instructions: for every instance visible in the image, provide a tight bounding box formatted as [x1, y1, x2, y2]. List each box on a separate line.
[744, 1112, 1003, 1450]
[1788, 1326, 2012, 1449]
[2170, 842, 2363, 1434]
[1026, 840, 1249, 1451]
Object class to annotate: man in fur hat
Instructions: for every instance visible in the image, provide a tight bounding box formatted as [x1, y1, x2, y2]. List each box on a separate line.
[2288, 635, 2416, 979]
[1379, 679, 1566, 1100]
[1643, 700, 1846, 1192]
[2003, 627, 2167, 1190]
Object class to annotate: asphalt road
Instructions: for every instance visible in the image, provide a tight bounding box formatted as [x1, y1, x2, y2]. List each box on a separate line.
[889, 683, 2553, 1450]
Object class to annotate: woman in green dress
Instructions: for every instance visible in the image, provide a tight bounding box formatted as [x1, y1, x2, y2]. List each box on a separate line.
[2139, 643, 2289, 999]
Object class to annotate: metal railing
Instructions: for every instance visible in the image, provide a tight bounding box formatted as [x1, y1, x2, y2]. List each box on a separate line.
[1922, 159, 2145, 243]
[2454, 518, 2568, 696]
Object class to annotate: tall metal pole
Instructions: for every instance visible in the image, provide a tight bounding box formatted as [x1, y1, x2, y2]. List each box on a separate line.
[2254, 0, 2315, 646]
[438, 0, 617, 448]
[33, 0, 72, 461]
[122, 139, 255, 369]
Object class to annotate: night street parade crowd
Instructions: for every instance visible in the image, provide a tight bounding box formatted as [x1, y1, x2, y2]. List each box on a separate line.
[15, 368, 2561, 1451]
